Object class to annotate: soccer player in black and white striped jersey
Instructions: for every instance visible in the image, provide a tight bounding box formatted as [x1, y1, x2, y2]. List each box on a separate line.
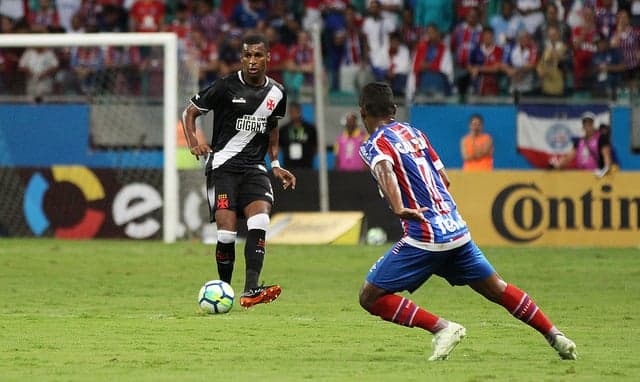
[182, 34, 296, 308]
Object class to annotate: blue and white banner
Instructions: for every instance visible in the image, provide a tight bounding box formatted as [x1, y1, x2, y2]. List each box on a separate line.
[516, 104, 610, 168]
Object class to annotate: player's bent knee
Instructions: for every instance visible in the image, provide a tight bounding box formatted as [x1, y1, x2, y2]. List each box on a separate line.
[217, 230, 237, 244]
[358, 284, 378, 312]
[247, 213, 269, 231]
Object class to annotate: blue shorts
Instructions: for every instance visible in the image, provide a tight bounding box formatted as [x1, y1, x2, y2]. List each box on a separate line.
[365, 240, 495, 293]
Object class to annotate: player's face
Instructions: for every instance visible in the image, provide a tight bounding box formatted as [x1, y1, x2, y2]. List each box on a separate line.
[241, 43, 269, 83]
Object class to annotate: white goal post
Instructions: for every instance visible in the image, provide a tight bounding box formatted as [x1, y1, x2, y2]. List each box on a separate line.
[0, 33, 179, 243]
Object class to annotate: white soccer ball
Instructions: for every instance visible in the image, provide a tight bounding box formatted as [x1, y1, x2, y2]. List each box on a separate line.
[198, 280, 235, 314]
[366, 227, 387, 245]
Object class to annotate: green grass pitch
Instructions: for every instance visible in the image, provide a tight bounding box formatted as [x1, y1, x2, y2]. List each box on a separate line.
[1, 239, 639, 381]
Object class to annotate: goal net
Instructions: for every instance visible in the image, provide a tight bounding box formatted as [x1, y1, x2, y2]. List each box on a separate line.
[0, 33, 194, 243]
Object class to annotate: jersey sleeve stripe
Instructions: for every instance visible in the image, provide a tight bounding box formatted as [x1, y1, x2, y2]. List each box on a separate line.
[190, 100, 209, 112]
[369, 155, 394, 169]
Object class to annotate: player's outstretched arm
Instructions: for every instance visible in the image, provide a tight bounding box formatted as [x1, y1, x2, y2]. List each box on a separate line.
[373, 160, 427, 222]
[182, 104, 212, 159]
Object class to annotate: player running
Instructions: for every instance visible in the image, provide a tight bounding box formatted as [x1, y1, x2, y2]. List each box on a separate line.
[182, 34, 296, 308]
[357, 82, 577, 360]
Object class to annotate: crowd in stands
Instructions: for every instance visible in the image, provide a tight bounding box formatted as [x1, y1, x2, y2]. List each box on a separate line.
[1, 0, 639, 102]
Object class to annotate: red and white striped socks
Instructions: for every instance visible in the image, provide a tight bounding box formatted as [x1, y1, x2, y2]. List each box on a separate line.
[501, 283, 554, 335]
[369, 294, 447, 333]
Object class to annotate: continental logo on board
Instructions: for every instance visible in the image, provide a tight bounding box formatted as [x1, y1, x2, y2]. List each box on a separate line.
[447, 171, 640, 247]
[491, 182, 639, 243]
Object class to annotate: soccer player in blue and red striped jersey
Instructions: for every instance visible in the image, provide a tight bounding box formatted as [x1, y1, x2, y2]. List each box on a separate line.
[357, 82, 577, 361]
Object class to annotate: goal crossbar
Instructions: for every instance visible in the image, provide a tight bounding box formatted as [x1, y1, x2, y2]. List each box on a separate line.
[0, 33, 179, 243]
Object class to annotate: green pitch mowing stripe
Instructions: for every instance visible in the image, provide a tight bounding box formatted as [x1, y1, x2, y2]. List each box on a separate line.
[0, 239, 639, 381]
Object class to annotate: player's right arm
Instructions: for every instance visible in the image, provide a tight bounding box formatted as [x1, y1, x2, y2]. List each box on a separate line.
[373, 160, 427, 222]
[184, 80, 226, 159]
[182, 104, 212, 158]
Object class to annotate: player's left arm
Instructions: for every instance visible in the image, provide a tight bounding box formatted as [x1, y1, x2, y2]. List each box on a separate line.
[373, 160, 427, 222]
[268, 120, 296, 190]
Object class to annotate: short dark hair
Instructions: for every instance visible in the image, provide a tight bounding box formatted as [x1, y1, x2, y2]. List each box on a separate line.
[360, 82, 395, 118]
[243, 34, 269, 50]
[469, 113, 484, 123]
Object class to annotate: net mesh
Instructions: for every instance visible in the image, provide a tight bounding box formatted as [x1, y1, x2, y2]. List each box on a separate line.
[0, 40, 208, 240]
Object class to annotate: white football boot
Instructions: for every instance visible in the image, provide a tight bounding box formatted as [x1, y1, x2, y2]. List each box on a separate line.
[428, 322, 466, 361]
[550, 333, 577, 360]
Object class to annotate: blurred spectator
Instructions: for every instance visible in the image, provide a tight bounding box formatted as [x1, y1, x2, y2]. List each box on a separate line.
[490, 0, 526, 47]
[0, 51, 6, 91]
[323, 0, 348, 35]
[279, 102, 317, 169]
[334, 111, 367, 171]
[139, 45, 164, 96]
[460, 114, 494, 171]
[103, 45, 142, 95]
[594, 0, 618, 39]
[412, 23, 453, 96]
[455, 0, 488, 23]
[1, 14, 14, 33]
[366, 0, 402, 28]
[218, 29, 243, 77]
[335, 5, 368, 93]
[550, 112, 614, 177]
[451, 7, 483, 96]
[27, 0, 60, 32]
[598, 122, 619, 168]
[503, 30, 539, 94]
[265, 26, 288, 84]
[284, 30, 314, 100]
[71, 45, 105, 94]
[55, 0, 82, 32]
[536, 24, 570, 96]
[555, 0, 586, 29]
[75, 0, 101, 30]
[516, 0, 545, 34]
[534, 2, 571, 47]
[362, 1, 396, 83]
[0, 0, 25, 21]
[414, 0, 453, 33]
[99, 5, 128, 33]
[590, 33, 625, 97]
[485, 0, 504, 21]
[129, 0, 165, 32]
[191, 0, 227, 42]
[53, 47, 79, 95]
[630, 0, 640, 26]
[1, 17, 26, 94]
[399, 8, 422, 50]
[610, 9, 640, 94]
[18, 45, 60, 99]
[302, 0, 323, 30]
[375, 31, 410, 96]
[220, 0, 242, 20]
[164, 2, 192, 53]
[322, 1, 348, 90]
[268, 0, 299, 45]
[469, 26, 504, 96]
[68, 12, 85, 33]
[231, 0, 267, 29]
[184, 27, 219, 87]
[571, 6, 599, 90]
